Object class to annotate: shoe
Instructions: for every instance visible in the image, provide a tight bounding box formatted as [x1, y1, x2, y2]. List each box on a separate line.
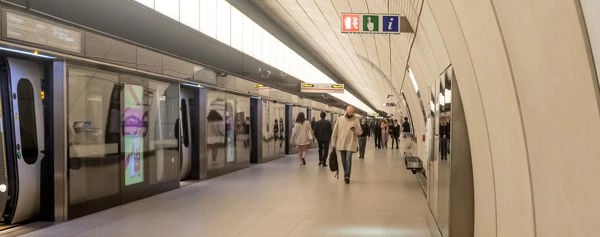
[302, 158, 306, 165]
[322, 163, 328, 167]
[344, 177, 350, 184]
[211, 161, 218, 165]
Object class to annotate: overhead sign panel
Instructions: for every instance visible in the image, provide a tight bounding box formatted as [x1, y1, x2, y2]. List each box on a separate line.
[301, 83, 344, 94]
[341, 13, 402, 34]
[3, 9, 83, 53]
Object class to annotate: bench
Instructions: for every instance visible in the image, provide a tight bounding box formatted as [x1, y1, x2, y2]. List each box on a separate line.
[404, 155, 423, 174]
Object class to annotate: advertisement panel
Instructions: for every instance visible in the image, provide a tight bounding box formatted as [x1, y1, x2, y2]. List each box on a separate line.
[124, 84, 144, 185]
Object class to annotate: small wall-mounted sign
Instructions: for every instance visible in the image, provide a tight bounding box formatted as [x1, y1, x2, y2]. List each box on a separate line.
[341, 13, 406, 34]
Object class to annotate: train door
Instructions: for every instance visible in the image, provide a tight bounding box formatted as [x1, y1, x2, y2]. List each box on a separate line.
[0, 58, 45, 224]
[178, 87, 194, 180]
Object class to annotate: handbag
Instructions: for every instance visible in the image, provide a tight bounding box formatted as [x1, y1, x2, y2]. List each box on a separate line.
[306, 122, 315, 141]
[328, 149, 339, 179]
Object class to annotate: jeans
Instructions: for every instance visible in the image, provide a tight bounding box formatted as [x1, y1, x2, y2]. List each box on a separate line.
[374, 135, 381, 148]
[358, 136, 367, 158]
[340, 150, 353, 178]
[318, 141, 330, 164]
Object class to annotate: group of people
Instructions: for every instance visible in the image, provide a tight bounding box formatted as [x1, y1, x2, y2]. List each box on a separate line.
[370, 117, 411, 150]
[291, 105, 408, 184]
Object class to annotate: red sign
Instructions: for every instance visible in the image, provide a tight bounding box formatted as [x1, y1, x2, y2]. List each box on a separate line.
[341, 14, 360, 32]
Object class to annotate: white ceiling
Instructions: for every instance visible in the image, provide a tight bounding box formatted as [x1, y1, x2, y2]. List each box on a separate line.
[253, 0, 422, 114]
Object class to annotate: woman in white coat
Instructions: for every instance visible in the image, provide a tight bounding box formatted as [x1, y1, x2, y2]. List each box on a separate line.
[291, 112, 314, 166]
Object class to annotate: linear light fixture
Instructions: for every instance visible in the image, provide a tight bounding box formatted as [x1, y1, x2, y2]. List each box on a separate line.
[0, 47, 56, 59]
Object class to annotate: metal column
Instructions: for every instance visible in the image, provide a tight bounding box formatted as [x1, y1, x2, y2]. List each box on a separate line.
[250, 97, 262, 163]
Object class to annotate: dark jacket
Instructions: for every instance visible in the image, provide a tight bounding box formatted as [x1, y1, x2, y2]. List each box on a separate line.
[402, 121, 411, 133]
[389, 124, 400, 137]
[313, 119, 333, 142]
[359, 123, 370, 137]
[373, 123, 382, 136]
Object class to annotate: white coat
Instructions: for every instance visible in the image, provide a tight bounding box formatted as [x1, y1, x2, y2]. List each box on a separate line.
[330, 114, 362, 152]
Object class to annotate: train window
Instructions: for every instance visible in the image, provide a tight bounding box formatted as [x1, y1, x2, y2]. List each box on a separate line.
[181, 99, 189, 147]
[17, 79, 38, 165]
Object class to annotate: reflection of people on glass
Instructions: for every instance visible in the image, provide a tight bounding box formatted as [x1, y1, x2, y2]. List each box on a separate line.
[279, 117, 284, 147]
[439, 116, 450, 160]
[273, 119, 279, 141]
[207, 99, 225, 165]
[243, 117, 250, 148]
[224, 104, 235, 162]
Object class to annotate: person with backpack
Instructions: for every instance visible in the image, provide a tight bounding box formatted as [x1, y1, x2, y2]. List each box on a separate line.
[330, 105, 362, 184]
[291, 112, 314, 166]
[313, 111, 333, 167]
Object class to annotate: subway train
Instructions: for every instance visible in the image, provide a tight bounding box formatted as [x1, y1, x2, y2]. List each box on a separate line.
[0, 2, 351, 228]
[0, 53, 343, 226]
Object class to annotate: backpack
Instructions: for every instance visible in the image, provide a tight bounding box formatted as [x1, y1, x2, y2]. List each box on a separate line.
[328, 149, 339, 179]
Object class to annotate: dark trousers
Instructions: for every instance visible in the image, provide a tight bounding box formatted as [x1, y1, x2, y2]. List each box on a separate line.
[391, 135, 399, 148]
[440, 137, 449, 160]
[358, 136, 367, 158]
[318, 141, 330, 164]
[374, 134, 382, 148]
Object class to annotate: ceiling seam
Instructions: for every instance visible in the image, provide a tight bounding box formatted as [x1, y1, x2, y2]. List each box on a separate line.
[270, 0, 369, 109]
[309, 0, 372, 92]
[291, 0, 374, 107]
[322, 0, 379, 101]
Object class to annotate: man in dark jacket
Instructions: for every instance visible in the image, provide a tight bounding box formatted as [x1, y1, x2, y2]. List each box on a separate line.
[358, 118, 370, 158]
[402, 117, 411, 138]
[373, 119, 382, 149]
[313, 111, 333, 166]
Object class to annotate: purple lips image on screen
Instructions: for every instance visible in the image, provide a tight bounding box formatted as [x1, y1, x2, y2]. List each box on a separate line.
[123, 108, 144, 135]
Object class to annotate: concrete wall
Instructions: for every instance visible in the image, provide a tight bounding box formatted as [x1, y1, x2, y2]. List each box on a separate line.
[403, 0, 600, 236]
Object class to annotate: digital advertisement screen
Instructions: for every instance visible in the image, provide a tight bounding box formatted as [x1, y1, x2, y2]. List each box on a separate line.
[124, 84, 144, 186]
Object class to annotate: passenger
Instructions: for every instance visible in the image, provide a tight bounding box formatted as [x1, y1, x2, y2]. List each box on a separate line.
[439, 116, 450, 160]
[390, 119, 400, 149]
[402, 117, 411, 138]
[290, 112, 314, 166]
[330, 105, 362, 184]
[381, 120, 388, 149]
[313, 111, 332, 167]
[373, 119, 382, 149]
[357, 118, 370, 159]
[206, 109, 225, 165]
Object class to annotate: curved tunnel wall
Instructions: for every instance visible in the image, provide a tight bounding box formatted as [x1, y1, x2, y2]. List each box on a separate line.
[404, 0, 600, 236]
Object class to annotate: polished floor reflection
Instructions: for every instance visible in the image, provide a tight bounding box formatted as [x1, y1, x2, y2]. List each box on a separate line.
[23, 140, 440, 237]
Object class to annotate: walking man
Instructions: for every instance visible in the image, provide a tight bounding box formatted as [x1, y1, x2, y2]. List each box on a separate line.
[330, 105, 362, 184]
[313, 111, 333, 166]
[358, 118, 370, 158]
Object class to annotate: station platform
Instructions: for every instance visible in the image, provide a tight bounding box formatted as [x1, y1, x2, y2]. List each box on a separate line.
[21, 141, 440, 237]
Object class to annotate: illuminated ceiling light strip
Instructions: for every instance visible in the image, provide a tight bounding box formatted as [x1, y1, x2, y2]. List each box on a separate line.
[330, 90, 375, 114]
[0, 47, 55, 59]
[138, 0, 374, 113]
[408, 68, 419, 92]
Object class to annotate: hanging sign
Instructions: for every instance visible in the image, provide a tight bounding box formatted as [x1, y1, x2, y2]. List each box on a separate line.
[341, 13, 402, 34]
[301, 83, 344, 93]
